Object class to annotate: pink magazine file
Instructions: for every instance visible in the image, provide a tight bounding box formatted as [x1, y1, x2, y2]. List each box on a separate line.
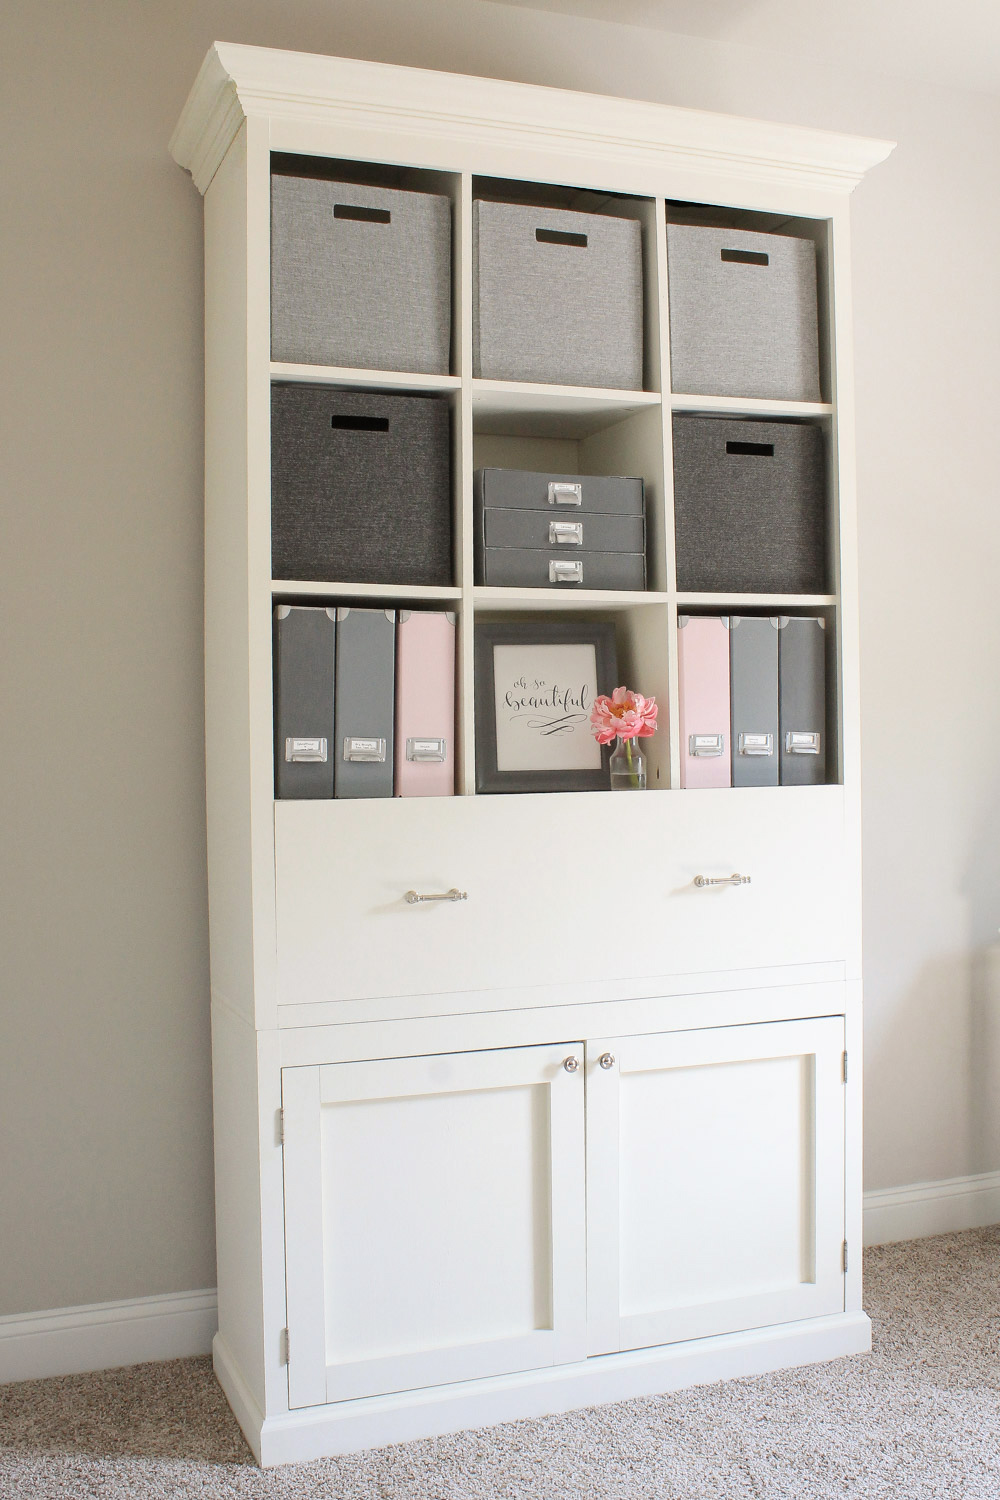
[678, 616, 732, 789]
[395, 611, 457, 796]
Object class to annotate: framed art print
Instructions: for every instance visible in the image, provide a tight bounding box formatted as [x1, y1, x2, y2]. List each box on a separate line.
[475, 621, 618, 793]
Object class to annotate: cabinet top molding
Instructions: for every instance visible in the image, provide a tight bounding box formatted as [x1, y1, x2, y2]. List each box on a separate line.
[170, 41, 894, 197]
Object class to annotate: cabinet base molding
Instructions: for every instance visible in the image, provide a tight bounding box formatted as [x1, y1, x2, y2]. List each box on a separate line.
[216, 1314, 872, 1468]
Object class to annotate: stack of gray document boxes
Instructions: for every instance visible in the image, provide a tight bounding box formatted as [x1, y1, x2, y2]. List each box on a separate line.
[474, 468, 646, 590]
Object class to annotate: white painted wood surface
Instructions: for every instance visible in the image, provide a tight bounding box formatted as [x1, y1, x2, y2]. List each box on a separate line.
[282, 1043, 586, 1405]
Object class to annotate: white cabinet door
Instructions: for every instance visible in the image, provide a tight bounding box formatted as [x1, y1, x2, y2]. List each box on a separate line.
[282, 1042, 587, 1408]
[586, 1017, 845, 1355]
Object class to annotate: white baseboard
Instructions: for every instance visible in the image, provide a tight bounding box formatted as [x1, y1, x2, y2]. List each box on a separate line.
[0, 1288, 217, 1386]
[863, 1170, 1000, 1247]
[2, 1174, 997, 1390]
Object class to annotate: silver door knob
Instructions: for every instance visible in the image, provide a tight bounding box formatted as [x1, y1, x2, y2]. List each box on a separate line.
[563, 1056, 580, 1073]
[598, 1052, 615, 1070]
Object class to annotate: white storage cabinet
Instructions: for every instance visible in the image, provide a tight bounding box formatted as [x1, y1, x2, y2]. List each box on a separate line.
[170, 43, 893, 1466]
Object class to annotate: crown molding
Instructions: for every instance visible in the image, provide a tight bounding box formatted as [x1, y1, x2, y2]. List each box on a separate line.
[169, 41, 895, 197]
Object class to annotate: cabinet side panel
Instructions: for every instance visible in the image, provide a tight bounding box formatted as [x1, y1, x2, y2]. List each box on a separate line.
[211, 1001, 265, 1412]
[204, 121, 275, 1021]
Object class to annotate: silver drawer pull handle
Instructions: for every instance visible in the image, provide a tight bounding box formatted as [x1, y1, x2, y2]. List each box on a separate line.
[694, 873, 751, 888]
[563, 1056, 580, 1073]
[404, 888, 468, 904]
[549, 558, 584, 584]
[548, 482, 582, 507]
[549, 521, 583, 545]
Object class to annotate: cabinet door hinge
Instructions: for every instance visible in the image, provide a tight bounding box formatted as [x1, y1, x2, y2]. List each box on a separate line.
[842, 1050, 848, 1083]
[276, 1108, 284, 1147]
[842, 1239, 849, 1273]
[280, 1327, 289, 1365]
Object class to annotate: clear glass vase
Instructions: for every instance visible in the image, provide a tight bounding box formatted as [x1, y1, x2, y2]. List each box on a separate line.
[609, 735, 646, 791]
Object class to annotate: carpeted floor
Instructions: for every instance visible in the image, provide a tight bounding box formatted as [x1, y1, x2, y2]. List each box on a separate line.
[1, 1227, 998, 1498]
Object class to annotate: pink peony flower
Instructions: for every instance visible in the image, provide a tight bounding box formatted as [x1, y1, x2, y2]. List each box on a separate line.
[590, 686, 658, 744]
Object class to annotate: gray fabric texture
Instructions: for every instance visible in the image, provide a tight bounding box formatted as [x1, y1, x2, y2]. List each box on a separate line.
[778, 615, 827, 785]
[1, 1229, 999, 1496]
[475, 468, 644, 515]
[473, 203, 643, 388]
[729, 615, 780, 788]
[334, 607, 395, 800]
[666, 224, 821, 401]
[271, 386, 452, 586]
[480, 547, 645, 588]
[271, 175, 452, 374]
[672, 417, 826, 594]
[273, 606, 336, 799]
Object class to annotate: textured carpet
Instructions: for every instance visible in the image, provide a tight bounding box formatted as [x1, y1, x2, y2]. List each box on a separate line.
[1, 1228, 999, 1497]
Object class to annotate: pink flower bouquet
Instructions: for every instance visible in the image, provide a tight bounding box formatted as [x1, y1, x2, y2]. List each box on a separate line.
[590, 686, 658, 744]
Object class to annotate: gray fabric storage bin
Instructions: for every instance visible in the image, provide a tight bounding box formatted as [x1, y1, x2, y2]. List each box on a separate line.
[473, 202, 643, 389]
[666, 224, 821, 401]
[474, 468, 645, 589]
[672, 417, 826, 594]
[271, 385, 452, 585]
[271, 173, 451, 373]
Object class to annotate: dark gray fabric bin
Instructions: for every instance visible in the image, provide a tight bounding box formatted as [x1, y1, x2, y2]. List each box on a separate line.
[473, 202, 643, 389]
[666, 224, 821, 401]
[672, 417, 826, 594]
[271, 385, 452, 586]
[271, 174, 451, 374]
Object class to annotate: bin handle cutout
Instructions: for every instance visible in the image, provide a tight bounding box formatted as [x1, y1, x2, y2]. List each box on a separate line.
[334, 204, 391, 224]
[536, 228, 588, 248]
[331, 415, 389, 432]
[726, 441, 774, 457]
[721, 247, 769, 266]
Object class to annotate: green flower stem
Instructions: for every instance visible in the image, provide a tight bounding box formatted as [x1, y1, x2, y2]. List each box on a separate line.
[625, 736, 639, 789]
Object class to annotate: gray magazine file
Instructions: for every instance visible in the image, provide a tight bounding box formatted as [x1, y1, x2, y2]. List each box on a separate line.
[273, 605, 336, 800]
[334, 607, 396, 799]
[672, 416, 826, 594]
[728, 616, 780, 788]
[270, 172, 451, 374]
[778, 616, 827, 785]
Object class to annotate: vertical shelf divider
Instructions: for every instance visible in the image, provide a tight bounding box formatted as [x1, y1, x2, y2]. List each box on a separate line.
[654, 200, 683, 790]
[456, 171, 477, 795]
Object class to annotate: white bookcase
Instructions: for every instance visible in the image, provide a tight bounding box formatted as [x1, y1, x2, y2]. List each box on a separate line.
[171, 42, 893, 1466]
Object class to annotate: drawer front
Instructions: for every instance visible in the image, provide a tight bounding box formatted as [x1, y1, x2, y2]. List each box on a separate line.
[483, 508, 645, 554]
[476, 468, 644, 516]
[274, 788, 847, 1007]
[481, 547, 646, 590]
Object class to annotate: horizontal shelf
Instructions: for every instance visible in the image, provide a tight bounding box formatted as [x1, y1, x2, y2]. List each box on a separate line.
[471, 380, 660, 438]
[272, 580, 462, 601]
[670, 393, 834, 419]
[676, 593, 837, 608]
[474, 587, 669, 612]
[271, 362, 461, 394]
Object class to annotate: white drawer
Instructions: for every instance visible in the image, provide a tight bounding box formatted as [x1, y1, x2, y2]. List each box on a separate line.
[274, 787, 847, 1007]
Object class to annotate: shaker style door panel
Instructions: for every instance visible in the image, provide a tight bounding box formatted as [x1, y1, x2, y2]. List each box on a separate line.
[282, 1042, 587, 1408]
[274, 788, 847, 1007]
[586, 1017, 845, 1356]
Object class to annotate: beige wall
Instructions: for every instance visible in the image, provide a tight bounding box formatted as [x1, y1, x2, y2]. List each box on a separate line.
[3, 0, 999, 1315]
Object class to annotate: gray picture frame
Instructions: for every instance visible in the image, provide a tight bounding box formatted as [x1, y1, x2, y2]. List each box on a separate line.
[475, 620, 618, 793]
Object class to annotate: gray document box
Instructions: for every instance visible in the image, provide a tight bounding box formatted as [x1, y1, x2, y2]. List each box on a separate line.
[473, 202, 643, 389]
[271, 173, 451, 374]
[271, 386, 452, 586]
[666, 224, 821, 401]
[273, 605, 336, 800]
[778, 615, 827, 785]
[672, 417, 826, 595]
[334, 608, 395, 799]
[474, 468, 645, 590]
[729, 616, 779, 789]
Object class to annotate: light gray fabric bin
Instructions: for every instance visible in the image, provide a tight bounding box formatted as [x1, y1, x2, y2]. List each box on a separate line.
[672, 417, 826, 595]
[271, 174, 451, 373]
[473, 202, 643, 389]
[271, 385, 452, 586]
[667, 224, 821, 401]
